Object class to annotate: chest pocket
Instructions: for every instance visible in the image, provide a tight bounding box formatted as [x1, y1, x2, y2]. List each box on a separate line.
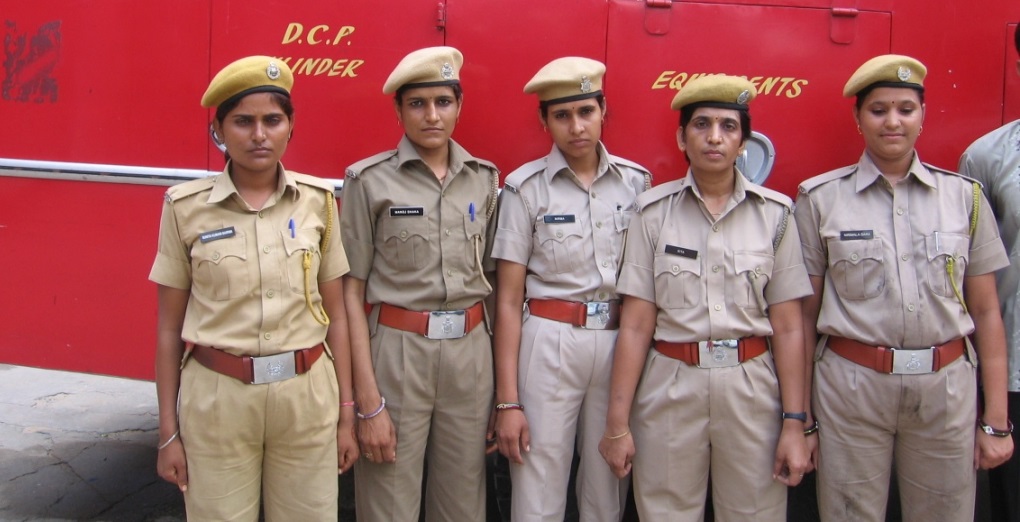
[733, 251, 774, 310]
[462, 214, 486, 268]
[536, 220, 584, 274]
[191, 234, 251, 301]
[826, 237, 885, 300]
[925, 233, 969, 299]
[380, 216, 430, 271]
[654, 253, 702, 309]
[283, 228, 322, 293]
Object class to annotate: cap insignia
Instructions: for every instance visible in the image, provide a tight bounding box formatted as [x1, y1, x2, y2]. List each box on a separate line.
[736, 89, 750, 105]
[266, 62, 281, 80]
[441, 63, 454, 80]
[896, 66, 911, 82]
[580, 75, 592, 94]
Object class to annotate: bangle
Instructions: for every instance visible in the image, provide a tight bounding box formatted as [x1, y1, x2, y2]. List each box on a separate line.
[782, 411, 808, 422]
[978, 418, 1014, 438]
[357, 397, 387, 420]
[495, 402, 524, 412]
[604, 429, 631, 440]
[803, 420, 819, 436]
[158, 430, 179, 450]
[340, 401, 356, 408]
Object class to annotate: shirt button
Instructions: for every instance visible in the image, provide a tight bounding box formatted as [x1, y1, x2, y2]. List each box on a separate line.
[672, 265, 680, 274]
[258, 211, 265, 218]
[901, 254, 909, 261]
[850, 253, 859, 261]
[267, 290, 275, 298]
[907, 304, 916, 312]
[445, 228, 451, 236]
[712, 225, 719, 232]
[556, 231, 564, 238]
[264, 332, 272, 340]
[599, 292, 606, 299]
[447, 269, 454, 276]
[896, 208, 904, 216]
[602, 260, 609, 268]
[714, 304, 722, 311]
[596, 221, 602, 229]
[263, 246, 271, 254]
[400, 230, 408, 239]
[212, 252, 220, 260]
[591, 191, 597, 199]
[712, 265, 720, 273]
[754, 267, 762, 275]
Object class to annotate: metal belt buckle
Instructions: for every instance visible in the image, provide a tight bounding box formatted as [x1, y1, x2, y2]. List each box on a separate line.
[252, 352, 297, 384]
[426, 310, 467, 339]
[584, 301, 613, 330]
[891, 347, 935, 374]
[697, 339, 740, 368]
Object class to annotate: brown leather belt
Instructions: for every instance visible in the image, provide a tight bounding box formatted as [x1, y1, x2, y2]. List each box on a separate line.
[191, 343, 324, 385]
[377, 302, 484, 339]
[527, 298, 621, 330]
[828, 336, 965, 374]
[655, 336, 768, 368]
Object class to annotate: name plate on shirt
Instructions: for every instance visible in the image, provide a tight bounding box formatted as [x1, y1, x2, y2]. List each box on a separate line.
[665, 245, 698, 259]
[543, 214, 576, 223]
[840, 230, 874, 241]
[199, 227, 236, 243]
[389, 206, 425, 217]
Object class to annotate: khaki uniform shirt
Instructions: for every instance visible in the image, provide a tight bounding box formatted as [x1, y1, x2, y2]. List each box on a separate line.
[618, 171, 811, 342]
[149, 165, 348, 356]
[340, 136, 499, 310]
[491, 143, 650, 301]
[960, 121, 1020, 390]
[796, 152, 1009, 347]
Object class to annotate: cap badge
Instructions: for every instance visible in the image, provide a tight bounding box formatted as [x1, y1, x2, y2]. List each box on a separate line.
[441, 63, 454, 80]
[736, 89, 750, 105]
[266, 62, 281, 81]
[896, 66, 911, 82]
[580, 75, 592, 94]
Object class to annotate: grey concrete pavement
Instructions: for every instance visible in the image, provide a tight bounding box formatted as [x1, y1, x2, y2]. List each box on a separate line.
[0, 364, 184, 522]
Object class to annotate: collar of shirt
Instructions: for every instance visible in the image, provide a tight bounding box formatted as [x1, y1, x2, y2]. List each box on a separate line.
[678, 166, 767, 207]
[394, 134, 470, 177]
[205, 161, 298, 207]
[542, 141, 615, 184]
[855, 151, 936, 192]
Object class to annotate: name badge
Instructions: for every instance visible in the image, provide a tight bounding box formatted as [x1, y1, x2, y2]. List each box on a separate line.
[543, 214, 576, 224]
[665, 245, 698, 259]
[389, 206, 425, 217]
[840, 230, 874, 240]
[199, 227, 236, 243]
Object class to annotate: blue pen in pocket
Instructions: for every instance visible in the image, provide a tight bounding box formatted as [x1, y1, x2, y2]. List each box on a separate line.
[469, 202, 476, 222]
[288, 218, 296, 238]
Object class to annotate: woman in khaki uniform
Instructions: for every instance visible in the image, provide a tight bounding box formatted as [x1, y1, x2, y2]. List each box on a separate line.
[340, 46, 499, 521]
[150, 56, 358, 521]
[796, 54, 1014, 521]
[599, 75, 811, 521]
[491, 57, 650, 521]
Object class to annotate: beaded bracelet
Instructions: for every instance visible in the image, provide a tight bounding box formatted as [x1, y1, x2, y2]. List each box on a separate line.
[495, 402, 524, 412]
[357, 397, 387, 420]
[158, 430, 179, 450]
[803, 420, 820, 437]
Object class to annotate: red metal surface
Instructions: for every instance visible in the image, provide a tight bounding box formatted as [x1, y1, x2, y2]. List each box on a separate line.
[1, 0, 1019, 379]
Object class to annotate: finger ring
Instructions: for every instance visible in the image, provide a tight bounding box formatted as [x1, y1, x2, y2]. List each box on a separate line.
[799, 473, 805, 477]
[363, 453, 372, 458]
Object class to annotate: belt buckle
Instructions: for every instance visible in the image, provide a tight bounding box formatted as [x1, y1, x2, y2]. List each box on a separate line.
[426, 310, 467, 339]
[697, 339, 740, 368]
[583, 301, 613, 330]
[890, 347, 935, 374]
[251, 352, 297, 384]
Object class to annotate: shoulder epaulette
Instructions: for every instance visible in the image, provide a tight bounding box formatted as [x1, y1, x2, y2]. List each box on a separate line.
[470, 157, 500, 174]
[635, 179, 685, 210]
[164, 176, 216, 203]
[291, 172, 339, 193]
[797, 165, 857, 194]
[344, 150, 398, 180]
[923, 162, 983, 186]
[750, 184, 794, 209]
[608, 153, 653, 190]
[503, 157, 548, 193]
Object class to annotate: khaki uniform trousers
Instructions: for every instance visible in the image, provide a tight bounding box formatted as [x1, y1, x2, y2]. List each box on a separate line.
[179, 355, 340, 522]
[355, 323, 493, 522]
[511, 316, 628, 522]
[815, 349, 977, 522]
[631, 349, 785, 522]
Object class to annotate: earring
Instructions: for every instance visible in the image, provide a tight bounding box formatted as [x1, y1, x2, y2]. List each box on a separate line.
[856, 125, 862, 135]
[919, 126, 923, 135]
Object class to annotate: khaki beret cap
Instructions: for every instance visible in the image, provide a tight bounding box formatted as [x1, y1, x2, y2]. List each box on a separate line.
[843, 54, 926, 97]
[201, 56, 293, 109]
[524, 57, 605, 104]
[383, 46, 463, 95]
[670, 74, 756, 111]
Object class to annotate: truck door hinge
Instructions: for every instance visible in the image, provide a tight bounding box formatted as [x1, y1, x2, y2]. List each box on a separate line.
[645, 0, 672, 36]
[830, 0, 859, 44]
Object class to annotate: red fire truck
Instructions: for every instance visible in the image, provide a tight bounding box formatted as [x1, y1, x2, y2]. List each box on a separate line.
[2, 0, 1018, 380]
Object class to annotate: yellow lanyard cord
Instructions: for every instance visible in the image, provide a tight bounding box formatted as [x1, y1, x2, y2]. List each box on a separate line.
[946, 182, 981, 314]
[303, 250, 330, 326]
[946, 256, 968, 315]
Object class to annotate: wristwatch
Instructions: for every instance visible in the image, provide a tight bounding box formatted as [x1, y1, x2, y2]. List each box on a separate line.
[782, 411, 808, 422]
[978, 419, 1014, 438]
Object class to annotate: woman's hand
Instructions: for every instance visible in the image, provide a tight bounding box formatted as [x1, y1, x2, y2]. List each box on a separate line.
[975, 428, 1014, 470]
[337, 418, 359, 473]
[773, 422, 810, 486]
[804, 424, 820, 474]
[157, 437, 189, 492]
[495, 409, 530, 464]
[598, 430, 635, 479]
[357, 408, 397, 464]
